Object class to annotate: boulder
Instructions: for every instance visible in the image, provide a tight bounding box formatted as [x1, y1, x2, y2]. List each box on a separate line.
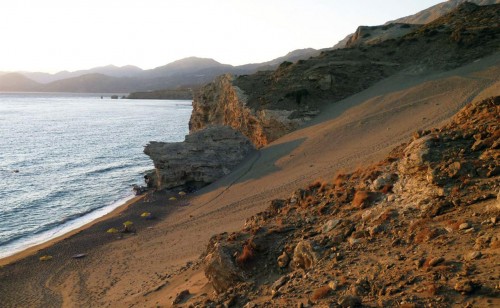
[291, 240, 320, 270]
[144, 126, 255, 191]
[203, 243, 245, 294]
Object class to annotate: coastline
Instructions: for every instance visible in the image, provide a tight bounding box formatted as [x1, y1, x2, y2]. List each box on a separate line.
[0, 194, 145, 267]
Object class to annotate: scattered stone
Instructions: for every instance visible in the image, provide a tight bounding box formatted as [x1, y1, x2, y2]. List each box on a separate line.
[465, 251, 482, 261]
[271, 276, 288, 291]
[459, 222, 470, 230]
[322, 219, 341, 233]
[277, 251, 290, 268]
[428, 257, 445, 267]
[172, 289, 190, 305]
[454, 280, 475, 294]
[338, 295, 361, 307]
[291, 240, 320, 270]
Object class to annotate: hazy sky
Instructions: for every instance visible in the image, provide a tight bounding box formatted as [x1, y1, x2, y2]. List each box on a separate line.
[0, 0, 444, 73]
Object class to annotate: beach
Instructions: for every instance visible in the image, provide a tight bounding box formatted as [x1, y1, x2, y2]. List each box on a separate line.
[0, 55, 498, 307]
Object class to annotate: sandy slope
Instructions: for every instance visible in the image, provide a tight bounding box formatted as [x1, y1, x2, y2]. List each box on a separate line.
[0, 54, 498, 308]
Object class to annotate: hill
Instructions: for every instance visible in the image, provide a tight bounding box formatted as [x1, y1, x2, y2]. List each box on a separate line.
[0, 73, 42, 92]
[388, 0, 500, 24]
[333, 0, 499, 49]
[190, 2, 500, 147]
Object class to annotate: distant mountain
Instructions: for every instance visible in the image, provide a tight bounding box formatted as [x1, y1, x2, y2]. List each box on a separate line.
[1, 50, 318, 93]
[333, 0, 499, 49]
[145, 57, 232, 78]
[387, 0, 500, 24]
[22, 65, 143, 84]
[0, 73, 42, 92]
[238, 48, 321, 71]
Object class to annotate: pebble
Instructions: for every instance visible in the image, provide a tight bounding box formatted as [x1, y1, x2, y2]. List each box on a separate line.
[454, 280, 474, 294]
[459, 223, 470, 230]
[465, 251, 481, 261]
[428, 257, 445, 267]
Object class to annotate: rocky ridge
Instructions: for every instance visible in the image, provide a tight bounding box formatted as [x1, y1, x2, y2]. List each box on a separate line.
[183, 96, 500, 307]
[144, 126, 255, 191]
[190, 3, 500, 148]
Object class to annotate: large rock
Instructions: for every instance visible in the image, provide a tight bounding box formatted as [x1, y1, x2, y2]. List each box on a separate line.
[203, 242, 246, 294]
[189, 74, 305, 148]
[144, 126, 255, 191]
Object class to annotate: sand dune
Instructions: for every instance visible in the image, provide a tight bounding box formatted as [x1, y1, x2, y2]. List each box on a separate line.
[0, 53, 498, 307]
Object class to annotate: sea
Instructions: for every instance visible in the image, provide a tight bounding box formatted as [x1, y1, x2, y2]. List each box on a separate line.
[0, 93, 192, 259]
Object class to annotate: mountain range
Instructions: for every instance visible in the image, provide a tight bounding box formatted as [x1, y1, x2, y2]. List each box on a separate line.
[0, 49, 319, 93]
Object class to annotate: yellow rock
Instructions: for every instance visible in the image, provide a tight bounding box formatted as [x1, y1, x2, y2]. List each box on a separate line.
[39, 255, 53, 261]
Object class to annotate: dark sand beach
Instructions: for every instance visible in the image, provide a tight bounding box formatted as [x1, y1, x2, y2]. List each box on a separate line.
[0, 54, 498, 307]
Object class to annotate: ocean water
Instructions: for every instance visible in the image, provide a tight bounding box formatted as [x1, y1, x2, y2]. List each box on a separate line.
[0, 93, 192, 258]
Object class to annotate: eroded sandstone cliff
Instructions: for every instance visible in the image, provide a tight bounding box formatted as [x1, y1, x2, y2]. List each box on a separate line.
[144, 126, 255, 191]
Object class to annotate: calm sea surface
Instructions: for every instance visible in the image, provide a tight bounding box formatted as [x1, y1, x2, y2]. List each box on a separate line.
[0, 93, 191, 258]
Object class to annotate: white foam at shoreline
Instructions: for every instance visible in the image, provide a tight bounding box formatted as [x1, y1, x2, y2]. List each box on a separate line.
[0, 194, 135, 259]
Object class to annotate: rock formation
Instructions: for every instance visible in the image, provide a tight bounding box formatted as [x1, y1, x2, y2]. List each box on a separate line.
[198, 96, 500, 306]
[191, 3, 500, 148]
[143, 126, 255, 191]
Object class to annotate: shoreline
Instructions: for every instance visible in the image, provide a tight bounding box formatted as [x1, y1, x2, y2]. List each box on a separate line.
[0, 194, 146, 267]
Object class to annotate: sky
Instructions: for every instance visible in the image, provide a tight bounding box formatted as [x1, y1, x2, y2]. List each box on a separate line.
[0, 0, 444, 73]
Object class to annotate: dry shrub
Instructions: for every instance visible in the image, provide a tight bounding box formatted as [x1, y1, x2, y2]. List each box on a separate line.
[409, 218, 432, 231]
[316, 203, 329, 215]
[250, 226, 261, 235]
[333, 173, 347, 187]
[425, 283, 439, 296]
[381, 184, 393, 194]
[301, 195, 316, 208]
[379, 209, 394, 222]
[308, 180, 323, 191]
[236, 242, 255, 266]
[319, 181, 329, 193]
[414, 228, 438, 243]
[352, 190, 371, 208]
[311, 285, 331, 301]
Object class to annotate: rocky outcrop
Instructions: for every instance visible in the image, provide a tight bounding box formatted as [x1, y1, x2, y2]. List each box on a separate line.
[189, 74, 307, 148]
[192, 4, 499, 148]
[200, 96, 500, 307]
[143, 126, 254, 191]
[344, 23, 421, 48]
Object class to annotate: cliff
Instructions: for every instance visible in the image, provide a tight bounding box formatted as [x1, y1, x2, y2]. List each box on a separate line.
[191, 3, 500, 148]
[143, 126, 255, 191]
[201, 96, 500, 307]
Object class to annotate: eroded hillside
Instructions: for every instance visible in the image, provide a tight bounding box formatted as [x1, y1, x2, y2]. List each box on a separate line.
[190, 3, 500, 148]
[191, 96, 500, 307]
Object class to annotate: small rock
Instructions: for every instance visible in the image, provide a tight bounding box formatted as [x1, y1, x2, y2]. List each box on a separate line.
[322, 219, 341, 233]
[465, 251, 481, 261]
[491, 217, 497, 224]
[271, 276, 288, 291]
[348, 237, 360, 245]
[277, 251, 290, 268]
[328, 280, 339, 290]
[387, 194, 396, 202]
[172, 289, 190, 304]
[338, 295, 361, 307]
[454, 280, 474, 294]
[243, 302, 257, 308]
[415, 258, 425, 268]
[459, 222, 470, 230]
[428, 257, 445, 267]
